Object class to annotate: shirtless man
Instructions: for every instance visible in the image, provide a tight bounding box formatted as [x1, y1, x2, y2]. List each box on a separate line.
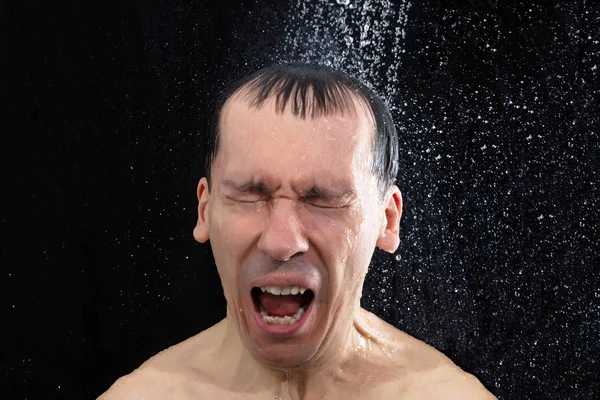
[99, 63, 496, 399]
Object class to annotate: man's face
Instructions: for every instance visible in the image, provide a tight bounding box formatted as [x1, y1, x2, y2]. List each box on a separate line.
[194, 93, 400, 369]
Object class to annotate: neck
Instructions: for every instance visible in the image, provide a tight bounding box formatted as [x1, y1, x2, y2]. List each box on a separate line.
[213, 307, 381, 399]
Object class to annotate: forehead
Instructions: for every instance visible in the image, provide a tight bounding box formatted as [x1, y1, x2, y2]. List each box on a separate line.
[223, 91, 373, 149]
[214, 94, 375, 185]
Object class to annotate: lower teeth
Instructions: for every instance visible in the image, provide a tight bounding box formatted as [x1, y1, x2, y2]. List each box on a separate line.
[260, 305, 305, 325]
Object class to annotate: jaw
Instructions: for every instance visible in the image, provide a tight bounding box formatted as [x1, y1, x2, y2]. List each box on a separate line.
[231, 286, 326, 369]
[249, 287, 316, 361]
[228, 261, 366, 371]
[241, 299, 358, 373]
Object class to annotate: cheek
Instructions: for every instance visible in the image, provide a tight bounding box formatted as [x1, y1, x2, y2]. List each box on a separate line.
[303, 209, 372, 278]
[208, 205, 262, 286]
[335, 210, 379, 277]
[210, 204, 262, 249]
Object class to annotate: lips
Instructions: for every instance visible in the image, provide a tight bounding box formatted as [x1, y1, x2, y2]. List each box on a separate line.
[250, 283, 315, 335]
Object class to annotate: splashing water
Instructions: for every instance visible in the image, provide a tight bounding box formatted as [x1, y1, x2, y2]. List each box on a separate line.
[274, 0, 412, 114]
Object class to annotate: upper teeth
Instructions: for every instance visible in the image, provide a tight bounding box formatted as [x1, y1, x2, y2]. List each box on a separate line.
[261, 286, 307, 295]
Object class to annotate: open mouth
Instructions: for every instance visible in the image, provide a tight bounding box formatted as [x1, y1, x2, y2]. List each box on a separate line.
[251, 286, 315, 326]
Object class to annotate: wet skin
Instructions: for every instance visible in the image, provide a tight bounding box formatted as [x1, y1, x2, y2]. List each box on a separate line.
[99, 93, 496, 399]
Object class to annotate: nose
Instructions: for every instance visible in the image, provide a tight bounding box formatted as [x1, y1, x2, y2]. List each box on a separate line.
[257, 198, 309, 262]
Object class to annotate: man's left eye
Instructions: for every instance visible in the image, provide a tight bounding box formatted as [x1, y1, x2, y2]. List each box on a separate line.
[304, 198, 343, 209]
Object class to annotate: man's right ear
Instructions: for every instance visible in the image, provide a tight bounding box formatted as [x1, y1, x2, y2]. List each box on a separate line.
[193, 177, 210, 243]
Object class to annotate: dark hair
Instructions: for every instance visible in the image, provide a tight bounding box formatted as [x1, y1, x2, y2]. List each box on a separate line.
[203, 63, 399, 197]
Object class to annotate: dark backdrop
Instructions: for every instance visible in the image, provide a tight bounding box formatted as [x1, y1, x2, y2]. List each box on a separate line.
[4, 1, 599, 399]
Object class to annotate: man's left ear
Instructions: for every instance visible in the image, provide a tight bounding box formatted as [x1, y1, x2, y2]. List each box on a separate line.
[376, 185, 402, 253]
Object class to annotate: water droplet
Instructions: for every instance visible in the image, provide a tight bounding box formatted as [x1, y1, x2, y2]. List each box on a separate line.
[395, 254, 401, 261]
[239, 307, 244, 312]
[336, 0, 350, 5]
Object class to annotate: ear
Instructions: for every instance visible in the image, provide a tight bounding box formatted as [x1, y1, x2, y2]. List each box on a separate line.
[375, 185, 402, 253]
[193, 177, 211, 243]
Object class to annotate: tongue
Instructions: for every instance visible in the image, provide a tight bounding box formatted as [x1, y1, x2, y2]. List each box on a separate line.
[259, 293, 305, 317]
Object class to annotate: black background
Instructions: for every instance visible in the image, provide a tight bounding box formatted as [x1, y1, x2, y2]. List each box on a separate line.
[3, 1, 599, 399]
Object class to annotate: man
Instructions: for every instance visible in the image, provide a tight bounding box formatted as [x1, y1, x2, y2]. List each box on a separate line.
[99, 63, 495, 399]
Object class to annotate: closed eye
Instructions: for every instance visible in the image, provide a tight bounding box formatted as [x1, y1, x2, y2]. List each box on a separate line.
[304, 196, 349, 209]
[222, 180, 272, 203]
[225, 194, 268, 203]
[302, 186, 355, 209]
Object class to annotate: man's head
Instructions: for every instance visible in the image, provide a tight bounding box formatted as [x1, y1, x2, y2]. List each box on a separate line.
[193, 63, 402, 370]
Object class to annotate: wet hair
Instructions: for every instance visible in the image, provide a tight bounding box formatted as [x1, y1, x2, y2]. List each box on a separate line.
[203, 63, 399, 197]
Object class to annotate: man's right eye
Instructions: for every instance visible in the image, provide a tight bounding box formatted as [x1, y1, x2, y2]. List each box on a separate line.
[225, 194, 267, 203]
[237, 198, 266, 203]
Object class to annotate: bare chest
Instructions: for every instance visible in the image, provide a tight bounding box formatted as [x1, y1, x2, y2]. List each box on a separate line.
[180, 378, 406, 400]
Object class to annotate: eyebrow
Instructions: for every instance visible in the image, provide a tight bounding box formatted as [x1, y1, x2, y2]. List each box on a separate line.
[301, 185, 357, 201]
[222, 180, 272, 194]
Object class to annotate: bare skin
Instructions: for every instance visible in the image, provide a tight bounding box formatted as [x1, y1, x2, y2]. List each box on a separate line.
[100, 309, 495, 399]
[99, 91, 496, 399]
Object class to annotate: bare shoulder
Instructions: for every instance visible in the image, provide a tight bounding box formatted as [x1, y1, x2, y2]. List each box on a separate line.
[357, 309, 496, 399]
[97, 366, 197, 400]
[394, 330, 497, 399]
[97, 323, 225, 399]
[400, 365, 497, 399]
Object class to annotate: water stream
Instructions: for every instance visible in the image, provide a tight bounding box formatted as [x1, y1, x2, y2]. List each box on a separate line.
[274, 0, 412, 114]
